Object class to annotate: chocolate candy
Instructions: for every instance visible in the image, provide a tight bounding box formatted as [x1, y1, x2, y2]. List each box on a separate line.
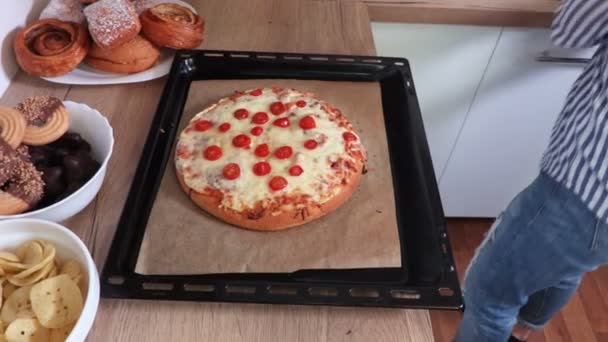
[28, 132, 100, 210]
[39, 166, 65, 198]
[63, 155, 87, 183]
[54, 147, 70, 161]
[28, 146, 50, 166]
[48, 132, 91, 152]
[56, 181, 86, 202]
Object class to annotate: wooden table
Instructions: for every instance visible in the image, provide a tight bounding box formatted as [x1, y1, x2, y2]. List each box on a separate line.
[1, 0, 434, 341]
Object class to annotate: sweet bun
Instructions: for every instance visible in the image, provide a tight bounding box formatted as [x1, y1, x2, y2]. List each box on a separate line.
[140, 3, 204, 49]
[39, 0, 86, 24]
[83, 0, 141, 49]
[85, 35, 160, 74]
[131, 0, 189, 14]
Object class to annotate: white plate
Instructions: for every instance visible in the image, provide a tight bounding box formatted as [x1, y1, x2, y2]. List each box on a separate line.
[42, 49, 175, 85]
[40, 0, 196, 85]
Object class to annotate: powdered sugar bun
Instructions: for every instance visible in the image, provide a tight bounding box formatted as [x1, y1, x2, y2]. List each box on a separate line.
[40, 0, 86, 24]
[84, 0, 141, 49]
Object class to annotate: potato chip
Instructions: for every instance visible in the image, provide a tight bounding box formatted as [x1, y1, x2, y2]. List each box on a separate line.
[0, 251, 27, 276]
[0, 296, 6, 341]
[49, 323, 74, 342]
[3, 283, 17, 301]
[15, 243, 43, 266]
[30, 275, 83, 329]
[0, 260, 27, 275]
[33, 241, 48, 249]
[11, 245, 54, 280]
[5, 318, 49, 342]
[7, 261, 54, 288]
[77, 278, 87, 298]
[47, 262, 59, 279]
[0, 287, 35, 324]
[59, 261, 81, 281]
[0, 253, 19, 263]
[0, 241, 84, 341]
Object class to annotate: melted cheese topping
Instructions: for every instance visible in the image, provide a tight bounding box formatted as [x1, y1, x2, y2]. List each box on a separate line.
[175, 88, 365, 211]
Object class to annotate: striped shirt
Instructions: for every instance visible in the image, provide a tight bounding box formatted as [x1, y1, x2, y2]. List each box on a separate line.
[540, 0, 608, 222]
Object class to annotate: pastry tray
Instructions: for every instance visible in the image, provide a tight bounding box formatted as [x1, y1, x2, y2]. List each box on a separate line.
[100, 50, 462, 310]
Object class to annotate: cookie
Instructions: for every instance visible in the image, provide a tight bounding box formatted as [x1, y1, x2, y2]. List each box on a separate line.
[15, 96, 70, 146]
[0, 139, 44, 215]
[0, 107, 26, 149]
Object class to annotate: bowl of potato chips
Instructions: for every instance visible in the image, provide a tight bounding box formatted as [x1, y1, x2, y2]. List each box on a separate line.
[0, 219, 99, 342]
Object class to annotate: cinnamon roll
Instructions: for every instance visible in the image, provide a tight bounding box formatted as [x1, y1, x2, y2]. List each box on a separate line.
[131, 0, 189, 15]
[140, 3, 204, 49]
[13, 19, 89, 77]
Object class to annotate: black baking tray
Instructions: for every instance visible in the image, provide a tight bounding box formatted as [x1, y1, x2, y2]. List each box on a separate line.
[100, 50, 462, 309]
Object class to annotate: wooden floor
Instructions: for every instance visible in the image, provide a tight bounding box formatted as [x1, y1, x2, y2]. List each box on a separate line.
[431, 219, 608, 342]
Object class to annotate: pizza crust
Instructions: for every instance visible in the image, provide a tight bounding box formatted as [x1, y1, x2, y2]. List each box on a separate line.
[176, 161, 364, 231]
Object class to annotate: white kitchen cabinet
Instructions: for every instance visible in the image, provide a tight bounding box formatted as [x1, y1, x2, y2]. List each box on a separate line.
[439, 28, 589, 217]
[371, 23, 502, 177]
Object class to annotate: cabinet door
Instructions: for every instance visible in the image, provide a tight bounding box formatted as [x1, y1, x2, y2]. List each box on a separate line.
[372, 22, 501, 177]
[439, 28, 588, 217]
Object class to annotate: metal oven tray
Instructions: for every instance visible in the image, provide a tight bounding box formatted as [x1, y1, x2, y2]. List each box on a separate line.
[100, 50, 462, 310]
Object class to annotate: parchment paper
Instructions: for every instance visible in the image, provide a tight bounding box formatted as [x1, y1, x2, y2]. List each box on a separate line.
[135, 80, 401, 274]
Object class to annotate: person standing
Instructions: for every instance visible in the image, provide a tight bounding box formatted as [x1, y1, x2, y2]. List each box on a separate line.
[455, 0, 608, 341]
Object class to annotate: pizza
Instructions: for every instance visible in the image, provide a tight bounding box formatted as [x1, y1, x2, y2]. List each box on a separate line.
[174, 87, 367, 231]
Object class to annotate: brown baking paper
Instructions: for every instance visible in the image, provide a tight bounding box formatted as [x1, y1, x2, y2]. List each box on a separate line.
[135, 80, 401, 274]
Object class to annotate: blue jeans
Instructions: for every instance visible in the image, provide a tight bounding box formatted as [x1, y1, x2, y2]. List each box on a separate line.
[455, 172, 608, 342]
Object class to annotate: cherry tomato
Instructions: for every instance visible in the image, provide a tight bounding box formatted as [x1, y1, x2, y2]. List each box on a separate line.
[223, 163, 240, 180]
[269, 176, 288, 191]
[203, 145, 222, 160]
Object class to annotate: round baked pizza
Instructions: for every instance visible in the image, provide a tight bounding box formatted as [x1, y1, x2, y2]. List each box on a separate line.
[174, 87, 367, 231]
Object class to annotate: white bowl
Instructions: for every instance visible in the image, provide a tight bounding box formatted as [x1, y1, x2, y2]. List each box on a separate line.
[0, 101, 114, 222]
[0, 218, 100, 342]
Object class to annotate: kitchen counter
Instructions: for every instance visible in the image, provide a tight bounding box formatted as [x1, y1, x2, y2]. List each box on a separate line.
[1, 1, 434, 341]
